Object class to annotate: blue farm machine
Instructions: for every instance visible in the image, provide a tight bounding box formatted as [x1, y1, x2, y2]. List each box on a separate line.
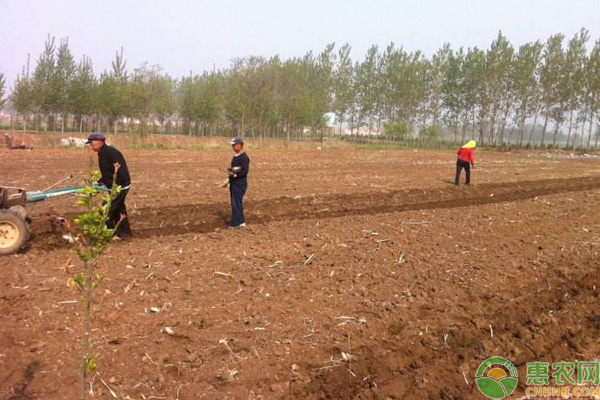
[0, 179, 104, 255]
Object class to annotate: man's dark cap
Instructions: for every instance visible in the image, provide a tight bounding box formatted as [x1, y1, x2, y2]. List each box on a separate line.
[229, 136, 244, 145]
[86, 132, 106, 144]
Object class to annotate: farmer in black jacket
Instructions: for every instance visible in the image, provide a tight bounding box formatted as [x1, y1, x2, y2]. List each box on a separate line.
[86, 132, 132, 238]
[228, 137, 250, 229]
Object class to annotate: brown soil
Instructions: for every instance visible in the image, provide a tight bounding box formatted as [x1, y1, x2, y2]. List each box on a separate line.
[1, 147, 599, 400]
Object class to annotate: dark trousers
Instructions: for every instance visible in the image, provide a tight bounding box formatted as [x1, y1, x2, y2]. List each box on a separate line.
[455, 160, 471, 185]
[107, 189, 132, 237]
[229, 182, 247, 227]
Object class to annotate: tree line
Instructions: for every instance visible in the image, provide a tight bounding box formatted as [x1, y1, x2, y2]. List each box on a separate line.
[1, 29, 600, 148]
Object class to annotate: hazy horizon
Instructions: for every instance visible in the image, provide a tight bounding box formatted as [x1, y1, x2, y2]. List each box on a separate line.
[2, 0, 600, 91]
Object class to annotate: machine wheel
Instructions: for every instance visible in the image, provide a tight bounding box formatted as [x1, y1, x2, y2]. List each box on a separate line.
[0, 210, 30, 255]
[9, 205, 27, 220]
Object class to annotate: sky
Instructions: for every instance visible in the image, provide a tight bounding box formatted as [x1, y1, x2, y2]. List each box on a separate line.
[1, 0, 599, 91]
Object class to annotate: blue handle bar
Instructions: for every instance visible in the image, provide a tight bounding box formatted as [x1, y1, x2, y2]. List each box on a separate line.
[26, 184, 108, 204]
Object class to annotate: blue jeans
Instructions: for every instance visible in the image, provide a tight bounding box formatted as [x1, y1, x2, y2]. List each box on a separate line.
[229, 182, 247, 227]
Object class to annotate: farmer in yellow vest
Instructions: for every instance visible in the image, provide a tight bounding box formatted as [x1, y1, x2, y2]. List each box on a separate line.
[455, 140, 476, 186]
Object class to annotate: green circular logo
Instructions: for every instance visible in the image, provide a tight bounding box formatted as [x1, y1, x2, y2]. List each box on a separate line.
[475, 357, 519, 399]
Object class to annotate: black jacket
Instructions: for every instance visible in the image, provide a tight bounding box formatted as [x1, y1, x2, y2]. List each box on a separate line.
[229, 152, 250, 184]
[97, 144, 131, 189]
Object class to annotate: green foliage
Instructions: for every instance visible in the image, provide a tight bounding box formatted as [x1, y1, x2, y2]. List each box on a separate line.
[540, 34, 566, 136]
[72, 169, 121, 286]
[383, 122, 410, 140]
[442, 48, 466, 130]
[6, 30, 600, 149]
[69, 56, 97, 119]
[71, 168, 121, 399]
[53, 39, 76, 118]
[97, 48, 131, 130]
[31, 35, 57, 116]
[151, 71, 176, 128]
[0, 73, 6, 110]
[12, 65, 34, 116]
[562, 28, 589, 147]
[512, 41, 543, 144]
[85, 356, 96, 374]
[584, 40, 600, 147]
[419, 125, 441, 140]
[354, 45, 380, 130]
[427, 44, 452, 126]
[475, 31, 514, 145]
[333, 44, 354, 131]
[378, 44, 428, 127]
[128, 63, 177, 133]
[73, 274, 84, 288]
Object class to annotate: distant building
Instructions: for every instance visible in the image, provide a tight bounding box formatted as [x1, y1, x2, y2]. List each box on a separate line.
[324, 112, 336, 128]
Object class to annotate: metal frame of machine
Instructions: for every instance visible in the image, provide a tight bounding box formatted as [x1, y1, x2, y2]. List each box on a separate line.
[0, 183, 104, 255]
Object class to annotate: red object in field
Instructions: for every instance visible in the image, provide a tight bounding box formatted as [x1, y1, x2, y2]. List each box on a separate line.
[457, 147, 474, 164]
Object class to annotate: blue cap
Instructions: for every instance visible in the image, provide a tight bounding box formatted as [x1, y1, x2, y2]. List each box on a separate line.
[86, 132, 106, 143]
[229, 136, 244, 145]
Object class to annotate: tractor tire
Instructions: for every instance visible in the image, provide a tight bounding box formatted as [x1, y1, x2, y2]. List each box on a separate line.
[9, 205, 27, 220]
[0, 210, 30, 255]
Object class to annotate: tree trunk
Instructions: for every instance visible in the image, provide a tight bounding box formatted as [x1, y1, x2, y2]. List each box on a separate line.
[320, 126, 324, 148]
[489, 109, 497, 144]
[241, 114, 245, 137]
[540, 114, 549, 147]
[552, 121, 561, 149]
[518, 109, 526, 147]
[566, 110, 574, 148]
[461, 114, 468, 143]
[79, 260, 95, 400]
[285, 121, 290, 149]
[499, 115, 508, 145]
[478, 118, 486, 146]
[528, 110, 539, 146]
[507, 110, 519, 145]
[577, 113, 587, 150]
[587, 112, 594, 149]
